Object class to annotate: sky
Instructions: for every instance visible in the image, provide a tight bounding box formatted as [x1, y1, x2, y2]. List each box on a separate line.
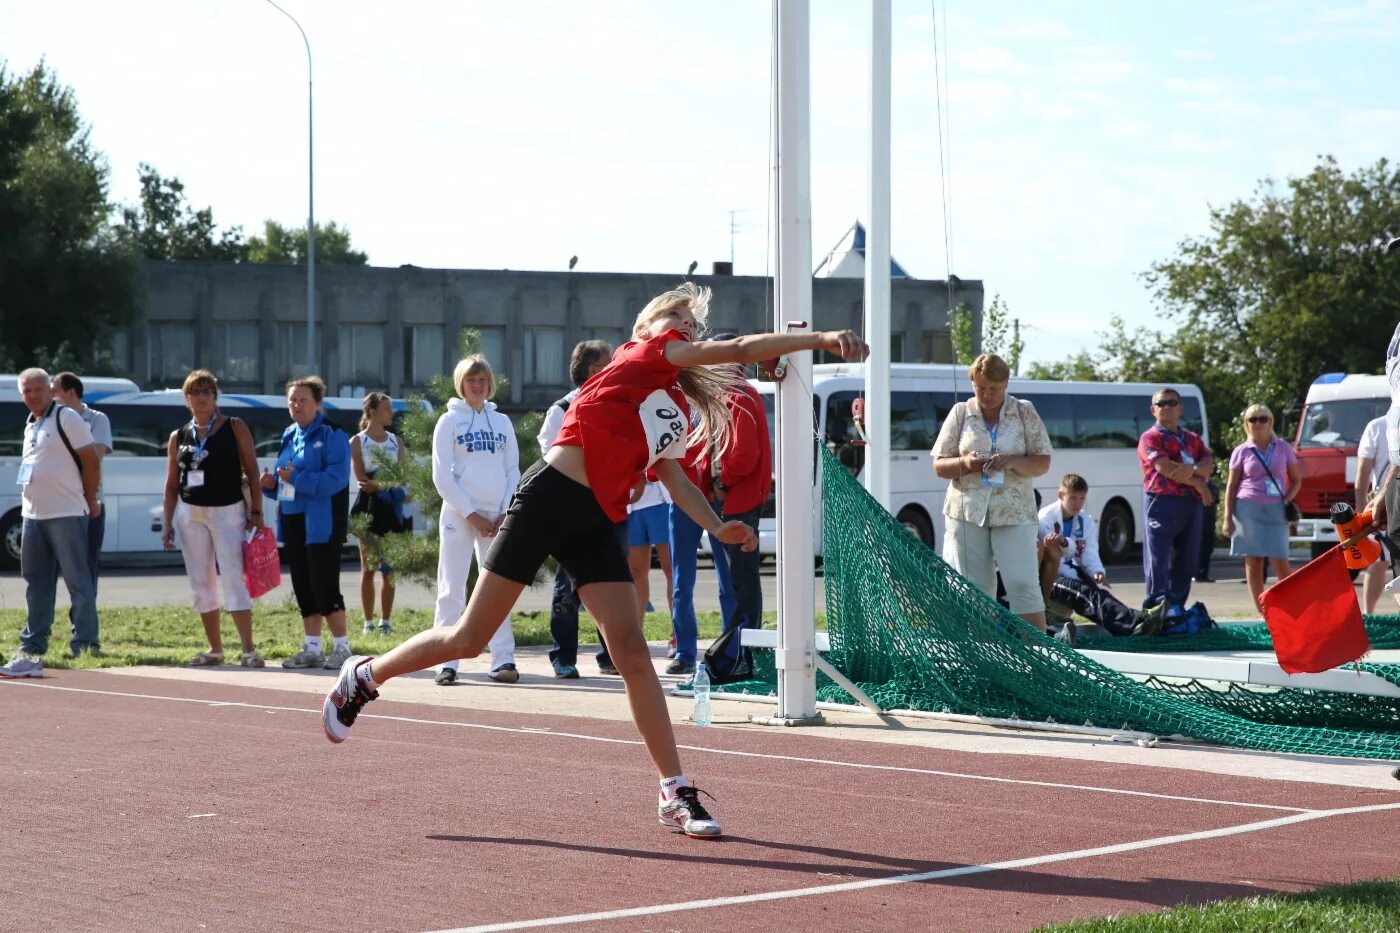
[2, 0, 1397, 367]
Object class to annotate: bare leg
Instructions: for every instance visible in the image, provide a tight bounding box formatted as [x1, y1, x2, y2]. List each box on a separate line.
[199, 609, 224, 654]
[1268, 557, 1292, 586]
[1244, 556, 1265, 610]
[380, 572, 396, 620]
[1019, 611, 1047, 633]
[367, 571, 526, 683]
[326, 608, 348, 639]
[1038, 539, 1064, 608]
[1363, 560, 1385, 614]
[359, 542, 376, 621]
[230, 608, 255, 653]
[301, 614, 324, 638]
[628, 545, 651, 615]
[579, 580, 683, 778]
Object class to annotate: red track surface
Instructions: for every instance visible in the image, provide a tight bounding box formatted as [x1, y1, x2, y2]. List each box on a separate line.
[3, 670, 1398, 932]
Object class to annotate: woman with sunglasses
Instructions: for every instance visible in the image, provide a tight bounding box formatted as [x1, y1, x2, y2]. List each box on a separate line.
[1223, 404, 1300, 610]
[162, 369, 266, 667]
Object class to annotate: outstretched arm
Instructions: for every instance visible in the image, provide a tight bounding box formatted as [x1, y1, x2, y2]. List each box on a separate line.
[665, 329, 867, 368]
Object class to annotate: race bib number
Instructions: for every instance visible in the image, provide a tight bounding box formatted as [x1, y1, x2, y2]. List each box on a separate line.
[639, 389, 687, 468]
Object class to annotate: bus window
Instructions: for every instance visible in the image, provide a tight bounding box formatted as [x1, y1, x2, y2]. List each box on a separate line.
[890, 391, 937, 450]
[1019, 394, 1075, 449]
[1075, 394, 1144, 448]
[824, 390, 865, 472]
[0, 401, 28, 456]
[103, 403, 185, 457]
[1180, 396, 1205, 438]
[235, 408, 293, 458]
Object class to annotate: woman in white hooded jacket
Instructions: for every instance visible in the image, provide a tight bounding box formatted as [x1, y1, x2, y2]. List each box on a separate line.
[431, 354, 521, 684]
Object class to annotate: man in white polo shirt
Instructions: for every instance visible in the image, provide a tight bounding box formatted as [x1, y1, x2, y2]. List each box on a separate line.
[0, 368, 104, 678]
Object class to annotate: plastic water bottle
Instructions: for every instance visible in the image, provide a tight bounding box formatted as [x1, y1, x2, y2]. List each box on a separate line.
[691, 664, 712, 727]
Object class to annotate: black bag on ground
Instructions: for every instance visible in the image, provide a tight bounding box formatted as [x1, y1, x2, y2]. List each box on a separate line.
[703, 624, 756, 684]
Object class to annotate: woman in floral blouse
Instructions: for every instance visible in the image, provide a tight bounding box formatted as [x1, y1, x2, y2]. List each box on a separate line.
[932, 353, 1054, 630]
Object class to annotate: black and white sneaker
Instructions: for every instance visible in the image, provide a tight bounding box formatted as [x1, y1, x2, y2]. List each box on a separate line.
[658, 786, 722, 838]
[435, 668, 458, 686]
[322, 655, 378, 744]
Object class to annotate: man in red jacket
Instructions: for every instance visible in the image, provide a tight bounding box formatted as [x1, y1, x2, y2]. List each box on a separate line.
[700, 345, 774, 641]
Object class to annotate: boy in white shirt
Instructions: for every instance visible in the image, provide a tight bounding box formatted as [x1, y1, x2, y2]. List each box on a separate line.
[1037, 474, 1141, 640]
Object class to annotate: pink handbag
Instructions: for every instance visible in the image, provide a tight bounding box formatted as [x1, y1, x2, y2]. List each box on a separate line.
[242, 527, 282, 599]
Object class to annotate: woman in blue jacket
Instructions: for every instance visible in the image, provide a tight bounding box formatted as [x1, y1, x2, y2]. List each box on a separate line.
[260, 376, 353, 670]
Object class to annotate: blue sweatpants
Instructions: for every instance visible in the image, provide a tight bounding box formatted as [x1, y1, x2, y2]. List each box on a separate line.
[1142, 493, 1202, 609]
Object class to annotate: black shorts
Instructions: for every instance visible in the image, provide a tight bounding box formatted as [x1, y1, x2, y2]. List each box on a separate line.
[483, 461, 634, 588]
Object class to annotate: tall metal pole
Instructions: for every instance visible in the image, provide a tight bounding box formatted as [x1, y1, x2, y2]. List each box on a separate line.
[766, 0, 820, 726]
[864, 0, 892, 510]
[263, 0, 316, 374]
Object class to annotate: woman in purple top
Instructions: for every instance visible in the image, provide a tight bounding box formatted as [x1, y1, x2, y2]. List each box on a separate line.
[1223, 404, 1302, 610]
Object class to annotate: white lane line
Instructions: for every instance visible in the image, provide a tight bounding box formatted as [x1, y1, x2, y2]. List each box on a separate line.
[187, 813, 217, 819]
[0, 678, 1316, 813]
[423, 802, 1400, 933]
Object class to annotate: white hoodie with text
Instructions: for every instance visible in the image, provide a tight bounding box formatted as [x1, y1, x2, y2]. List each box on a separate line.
[432, 399, 520, 518]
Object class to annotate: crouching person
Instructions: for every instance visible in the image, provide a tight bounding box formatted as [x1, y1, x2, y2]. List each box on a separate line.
[1037, 474, 1140, 640]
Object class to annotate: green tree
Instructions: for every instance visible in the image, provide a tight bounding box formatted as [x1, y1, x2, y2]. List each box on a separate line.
[1137, 155, 1400, 456]
[246, 219, 368, 265]
[355, 328, 543, 584]
[978, 293, 1023, 374]
[114, 163, 246, 261]
[1023, 351, 1104, 382]
[0, 61, 138, 371]
[947, 302, 976, 364]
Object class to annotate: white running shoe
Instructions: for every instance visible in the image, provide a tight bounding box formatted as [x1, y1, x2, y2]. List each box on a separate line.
[281, 647, 324, 669]
[323, 654, 378, 744]
[362, 619, 377, 635]
[658, 786, 722, 839]
[322, 644, 353, 670]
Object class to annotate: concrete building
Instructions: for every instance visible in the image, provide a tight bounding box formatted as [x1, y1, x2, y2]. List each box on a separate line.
[118, 260, 982, 413]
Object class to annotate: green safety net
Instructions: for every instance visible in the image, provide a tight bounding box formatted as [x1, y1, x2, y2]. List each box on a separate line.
[715, 446, 1400, 759]
[1072, 616, 1400, 653]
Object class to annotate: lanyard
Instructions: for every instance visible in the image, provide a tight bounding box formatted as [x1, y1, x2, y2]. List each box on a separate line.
[986, 420, 1000, 453]
[191, 416, 216, 464]
[1064, 513, 1082, 539]
[24, 402, 57, 457]
[1155, 423, 1187, 449]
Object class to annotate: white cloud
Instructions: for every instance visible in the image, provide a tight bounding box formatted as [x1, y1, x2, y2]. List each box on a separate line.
[1171, 48, 1216, 61]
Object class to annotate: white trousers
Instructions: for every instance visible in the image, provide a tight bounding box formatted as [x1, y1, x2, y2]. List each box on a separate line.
[176, 501, 253, 614]
[434, 506, 515, 671]
[943, 517, 1045, 616]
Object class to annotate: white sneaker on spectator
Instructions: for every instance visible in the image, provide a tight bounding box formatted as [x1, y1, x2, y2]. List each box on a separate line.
[281, 647, 324, 669]
[322, 644, 353, 670]
[0, 652, 43, 678]
[362, 619, 376, 635]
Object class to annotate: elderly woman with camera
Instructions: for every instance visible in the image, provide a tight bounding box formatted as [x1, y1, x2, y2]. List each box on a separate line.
[932, 353, 1054, 631]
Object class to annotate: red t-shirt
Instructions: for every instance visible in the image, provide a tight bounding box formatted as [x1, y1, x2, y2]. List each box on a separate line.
[555, 330, 690, 522]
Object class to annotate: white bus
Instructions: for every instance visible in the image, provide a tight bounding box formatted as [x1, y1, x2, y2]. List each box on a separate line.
[0, 386, 420, 570]
[750, 363, 1209, 563]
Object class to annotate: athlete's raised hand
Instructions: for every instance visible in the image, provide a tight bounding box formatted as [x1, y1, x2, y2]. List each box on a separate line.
[821, 329, 869, 361]
[714, 520, 758, 552]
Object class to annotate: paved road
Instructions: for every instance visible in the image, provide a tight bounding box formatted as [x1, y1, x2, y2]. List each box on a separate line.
[0, 550, 1306, 620]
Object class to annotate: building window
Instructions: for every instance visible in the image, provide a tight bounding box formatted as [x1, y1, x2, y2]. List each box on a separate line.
[582, 328, 625, 352]
[922, 331, 954, 364]
[213, 322, 260, 383]
[339, 324, 385, 388]
[150, 322, 195, 386]
[524, 327, 566, 385]
[890, 333, 904, 363]
[276, 323, 309, 382]
[403, 324, 445, 386]
[107, 329, 132, 375]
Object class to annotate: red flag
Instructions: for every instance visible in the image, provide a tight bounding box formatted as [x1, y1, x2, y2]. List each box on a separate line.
[1260, 547, 1371, 674]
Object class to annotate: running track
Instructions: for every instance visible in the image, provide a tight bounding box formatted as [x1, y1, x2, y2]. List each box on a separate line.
[3, 670, 1398, 932]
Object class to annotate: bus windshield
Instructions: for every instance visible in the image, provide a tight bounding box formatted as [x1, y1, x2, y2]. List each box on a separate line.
[1297, 398, 1389, 449]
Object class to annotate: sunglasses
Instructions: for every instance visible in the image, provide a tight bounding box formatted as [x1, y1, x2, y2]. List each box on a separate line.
[1246, 416, 1271, 424]
[1153, 399, 1180, 408]
[186, 388, 215, 397]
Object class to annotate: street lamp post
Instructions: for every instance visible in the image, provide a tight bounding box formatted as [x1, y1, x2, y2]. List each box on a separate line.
[263, 0, 316, 375]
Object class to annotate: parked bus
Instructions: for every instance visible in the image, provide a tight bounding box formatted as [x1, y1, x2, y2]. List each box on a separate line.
[747, 364, 1209, 562]
[0, 388, 421, 570]
[1287, 372, 1390, 557]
